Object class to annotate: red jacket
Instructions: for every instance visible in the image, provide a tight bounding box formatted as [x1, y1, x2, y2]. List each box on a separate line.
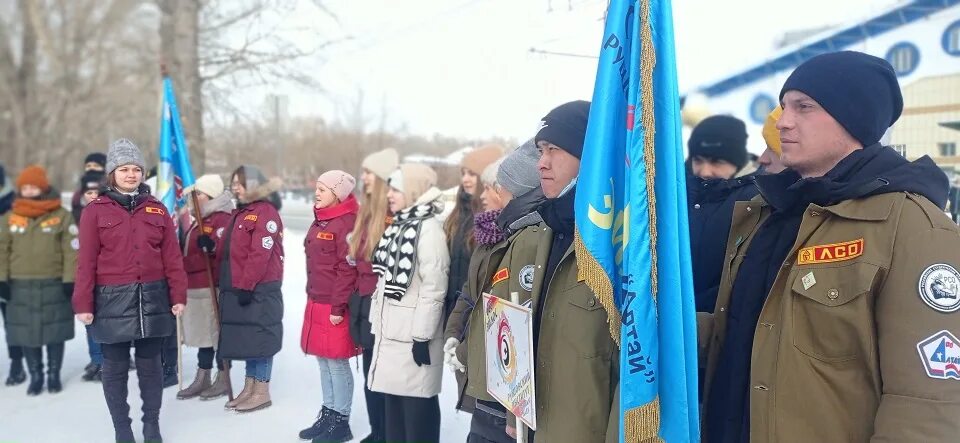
[73, 194, 188, 314]
[183, 211, 232, 289]
[226, 200, 284, 290]
[304, 196, 358, 316]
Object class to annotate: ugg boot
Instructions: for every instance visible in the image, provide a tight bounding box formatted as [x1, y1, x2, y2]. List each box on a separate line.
[235, 380, 272, 413]
[224, 376, 254, 410]
[23, 347, 44, 396]
[319, 409, 353, 443]
[176, 368, 211, 400]
[46, 343, 65, 393]
[199, 369, 230, 400]
[299, 406, 333, 440]
[5, 357, 26, 386]
[136, 355, 164, 443]
[101, 357, 135, 443]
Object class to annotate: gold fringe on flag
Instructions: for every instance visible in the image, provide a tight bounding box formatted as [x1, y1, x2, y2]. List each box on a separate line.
[626, 397, 665, 443]
[638, 0, 659, 302]
[575, 228, 623, 347]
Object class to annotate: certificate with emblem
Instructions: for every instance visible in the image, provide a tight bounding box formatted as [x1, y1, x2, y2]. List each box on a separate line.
[483, 292, 537, 430]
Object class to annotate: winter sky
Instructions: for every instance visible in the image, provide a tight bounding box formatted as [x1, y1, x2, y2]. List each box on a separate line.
[241, 0, 900, 140]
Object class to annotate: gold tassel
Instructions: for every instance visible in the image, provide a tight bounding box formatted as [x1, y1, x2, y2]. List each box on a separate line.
[575, 229, 623, 347]
[624, 397, 665, 443]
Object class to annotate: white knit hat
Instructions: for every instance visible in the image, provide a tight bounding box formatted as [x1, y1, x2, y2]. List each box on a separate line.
[186, 174, 225, 198]
[362, 148, 400, 182]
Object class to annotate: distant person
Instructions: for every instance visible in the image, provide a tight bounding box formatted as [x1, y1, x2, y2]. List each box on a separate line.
[73, 169, 107, 382]
[0, 162, 24, 387]
[70, 152, 106, 218]
[1, 165, 78, 396]
[298, 170, 360, 443]
[345, 148, 398, 443]
[368, 163, 449, 443]
[175, 174, 235, 401]
[758, 106, 787, 174]
[73, 139, 187, 443]
[219, 165, 284, 414]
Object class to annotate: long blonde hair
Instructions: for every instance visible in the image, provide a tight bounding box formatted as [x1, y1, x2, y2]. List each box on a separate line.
[349, 174, 390, 261]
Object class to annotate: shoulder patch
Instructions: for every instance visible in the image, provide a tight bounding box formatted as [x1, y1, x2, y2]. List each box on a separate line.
[68, 224, 79, 236]
[202, 226, 214, 234]
[492, 268, 509, 286]
[244, 214, 258, 222]
[266, 220, 278, 234]
[216, 227, 225, 238]
[519, 265, 535, 292]
[919, 264, 960, 313]
[145, 207, 165, 215]
[317, 231, 334, 241]
[797, 238, 863, 265]
[917, 330, 960, 380]
[262, 236, 274, 250]
[40, 216, 62, 228]
[70, 238, 80, 251]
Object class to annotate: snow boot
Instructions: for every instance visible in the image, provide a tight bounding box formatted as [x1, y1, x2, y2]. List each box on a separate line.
[199, 369, 230, 400]
[235, 380, 272, 413]
[176, 368, 211, 400]
[5, 357, 26, 386]
[101, 356, 135, 443]
[136, 354, 164, 443]
[82, 364, 102, 382]
[224, 376, 254, 410]
[359, 434, 385, 443]
[299, 406, 333, 440]
[161, 363, 178, 389]
[23, 347, 44, 396]
[317, 409, 353, 443]
[46, 343, 64, 394]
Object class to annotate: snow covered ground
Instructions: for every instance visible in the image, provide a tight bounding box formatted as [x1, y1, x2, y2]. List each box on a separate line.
[0, 200, 472, 443]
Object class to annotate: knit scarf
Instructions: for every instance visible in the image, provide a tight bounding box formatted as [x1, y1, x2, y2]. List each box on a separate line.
[12, 190, 62, 218]
[474, 209, 505, 246]
[372, 200, 442, 301]
[104, 184, 153, 213]
[314, 194, 360, 222]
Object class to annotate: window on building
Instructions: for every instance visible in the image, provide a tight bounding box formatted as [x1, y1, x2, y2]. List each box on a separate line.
[885, 43, 920, 77]
[891, 144, 908, 157]
[939, 142, 957, 157]
[944, 19, 960, 56]
[749, 94, 775, 125]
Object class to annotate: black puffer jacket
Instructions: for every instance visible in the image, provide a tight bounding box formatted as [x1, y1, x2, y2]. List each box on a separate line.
[90, 280, 175, 344]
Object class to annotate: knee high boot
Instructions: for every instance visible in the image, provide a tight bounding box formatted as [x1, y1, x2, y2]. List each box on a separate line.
[101, 357, 135, 443]
[136, 354, 164, 443]
[46, 342, 65, 393]
[23, 347, 44, 396]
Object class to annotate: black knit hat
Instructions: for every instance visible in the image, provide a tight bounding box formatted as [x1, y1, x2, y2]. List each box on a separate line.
[687, 115, 749, 170]
[779, 51, 903, 147]
[80, 170, 106, 192]
[535, 100, 591, 159]
[84, 152, 107, 168]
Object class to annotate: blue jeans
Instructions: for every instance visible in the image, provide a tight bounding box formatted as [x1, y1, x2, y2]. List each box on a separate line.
[86, 325, 103, 365]
[245, 357, 273, 382]
[317, 357, 354, 415]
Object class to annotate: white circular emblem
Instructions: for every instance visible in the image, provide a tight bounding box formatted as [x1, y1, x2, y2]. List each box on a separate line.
[9, 225, 16, 233]
[266, 220, 278, 234]
[519, 265, 535, 292]
[919, 263, 960, 313]
[216, 227, 225, 238]
[68, 224, 79, 236]
[261, 236, 274, 250]
[70, 238, 80, 251]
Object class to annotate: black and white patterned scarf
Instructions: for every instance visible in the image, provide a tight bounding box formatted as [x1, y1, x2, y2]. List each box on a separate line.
[372, 200, 442, 300]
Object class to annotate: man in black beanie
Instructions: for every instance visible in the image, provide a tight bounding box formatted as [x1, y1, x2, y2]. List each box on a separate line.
[688, 115, 749, 180]
[700, 51, 960, 442]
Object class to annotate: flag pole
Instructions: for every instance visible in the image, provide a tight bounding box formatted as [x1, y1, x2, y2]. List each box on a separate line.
[511, 291, 528, 443]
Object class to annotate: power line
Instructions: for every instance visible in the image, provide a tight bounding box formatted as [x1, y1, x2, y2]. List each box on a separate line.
[528, 47, 598, 59]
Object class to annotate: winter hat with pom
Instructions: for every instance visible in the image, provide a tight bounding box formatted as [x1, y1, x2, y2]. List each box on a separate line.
[16, 165, 50, 192]
[187, 174, 225, 199]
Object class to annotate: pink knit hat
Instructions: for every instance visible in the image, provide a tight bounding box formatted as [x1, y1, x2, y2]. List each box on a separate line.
[317, 170, 356, 202]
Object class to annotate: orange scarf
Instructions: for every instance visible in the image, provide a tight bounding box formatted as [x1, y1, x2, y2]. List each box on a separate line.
[12, 198, 62, 218]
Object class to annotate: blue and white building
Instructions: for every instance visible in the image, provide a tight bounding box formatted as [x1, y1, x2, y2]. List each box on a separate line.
[687, 0, 960, 171]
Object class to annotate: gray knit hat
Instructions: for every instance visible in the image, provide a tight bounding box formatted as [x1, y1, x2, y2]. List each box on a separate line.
[497, 139, 540, 197]
[106, 138, 146, 174]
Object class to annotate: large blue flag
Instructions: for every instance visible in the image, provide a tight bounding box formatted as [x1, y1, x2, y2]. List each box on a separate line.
[574, 0, 699, 441]
[157, 76, 197, 218]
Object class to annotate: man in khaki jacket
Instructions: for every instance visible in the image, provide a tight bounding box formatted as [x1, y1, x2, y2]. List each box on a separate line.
[701, 51, 960, 442]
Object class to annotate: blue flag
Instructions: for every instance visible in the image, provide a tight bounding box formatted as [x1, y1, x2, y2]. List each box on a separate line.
[573, 0, 699, 441]
[157, 76, 197, 218]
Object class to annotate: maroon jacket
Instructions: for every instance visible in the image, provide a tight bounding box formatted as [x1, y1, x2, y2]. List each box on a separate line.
[305, 195, 359, 316]
[183, 211, 232, 289]
[354, 217, 387, 297]
[73, 194, 188, 314]
[225, 200, 284, 291]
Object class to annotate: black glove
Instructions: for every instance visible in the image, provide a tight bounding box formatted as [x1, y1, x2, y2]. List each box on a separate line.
[412, 340, 431, 367]
[0, 282, 9, 302]
[63, 283, 75, 301]
[236, 290, 254, 306]
[197, 234, 216, 255]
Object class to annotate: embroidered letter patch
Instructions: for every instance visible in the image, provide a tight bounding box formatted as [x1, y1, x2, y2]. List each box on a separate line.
[491, 268, 509, 286]
[316, 232, 334, 241]
[145, 207, 165, 215]
[917, 330, 960, 381]
[797, 238, 863, 265]
[244, 214, 258, 222]
[202, 226, 214, 234]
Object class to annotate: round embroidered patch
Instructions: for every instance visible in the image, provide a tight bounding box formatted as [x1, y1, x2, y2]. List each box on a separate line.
[919, 263, 960, 313]
[266, 220, 278, 234]
[262, 236, 274, 250]
[216, 227, 225, 238]
[70, 238, 80, 251]
[68, 224, 79, 236]
[519, 265, 535, 292]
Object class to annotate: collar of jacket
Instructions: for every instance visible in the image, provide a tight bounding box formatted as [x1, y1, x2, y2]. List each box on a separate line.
[497, 187, 546, 233]
[688, 173, 757, 203]
[201, 191, 235, 218]
[314, 193, 359, 221]
[101, 184, 154, 212]
[536, 186, 575, 235]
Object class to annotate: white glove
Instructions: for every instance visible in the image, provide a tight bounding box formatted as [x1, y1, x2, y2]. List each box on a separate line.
[443, 337, 459, 366]
[449, 353, 466, 373]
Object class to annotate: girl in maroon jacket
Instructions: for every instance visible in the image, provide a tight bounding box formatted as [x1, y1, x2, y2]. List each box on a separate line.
[298, 170, 361, 442]
[219, 165, 284, 414]
[72, 139, 187, 443]
[176, 174, 234, 401]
